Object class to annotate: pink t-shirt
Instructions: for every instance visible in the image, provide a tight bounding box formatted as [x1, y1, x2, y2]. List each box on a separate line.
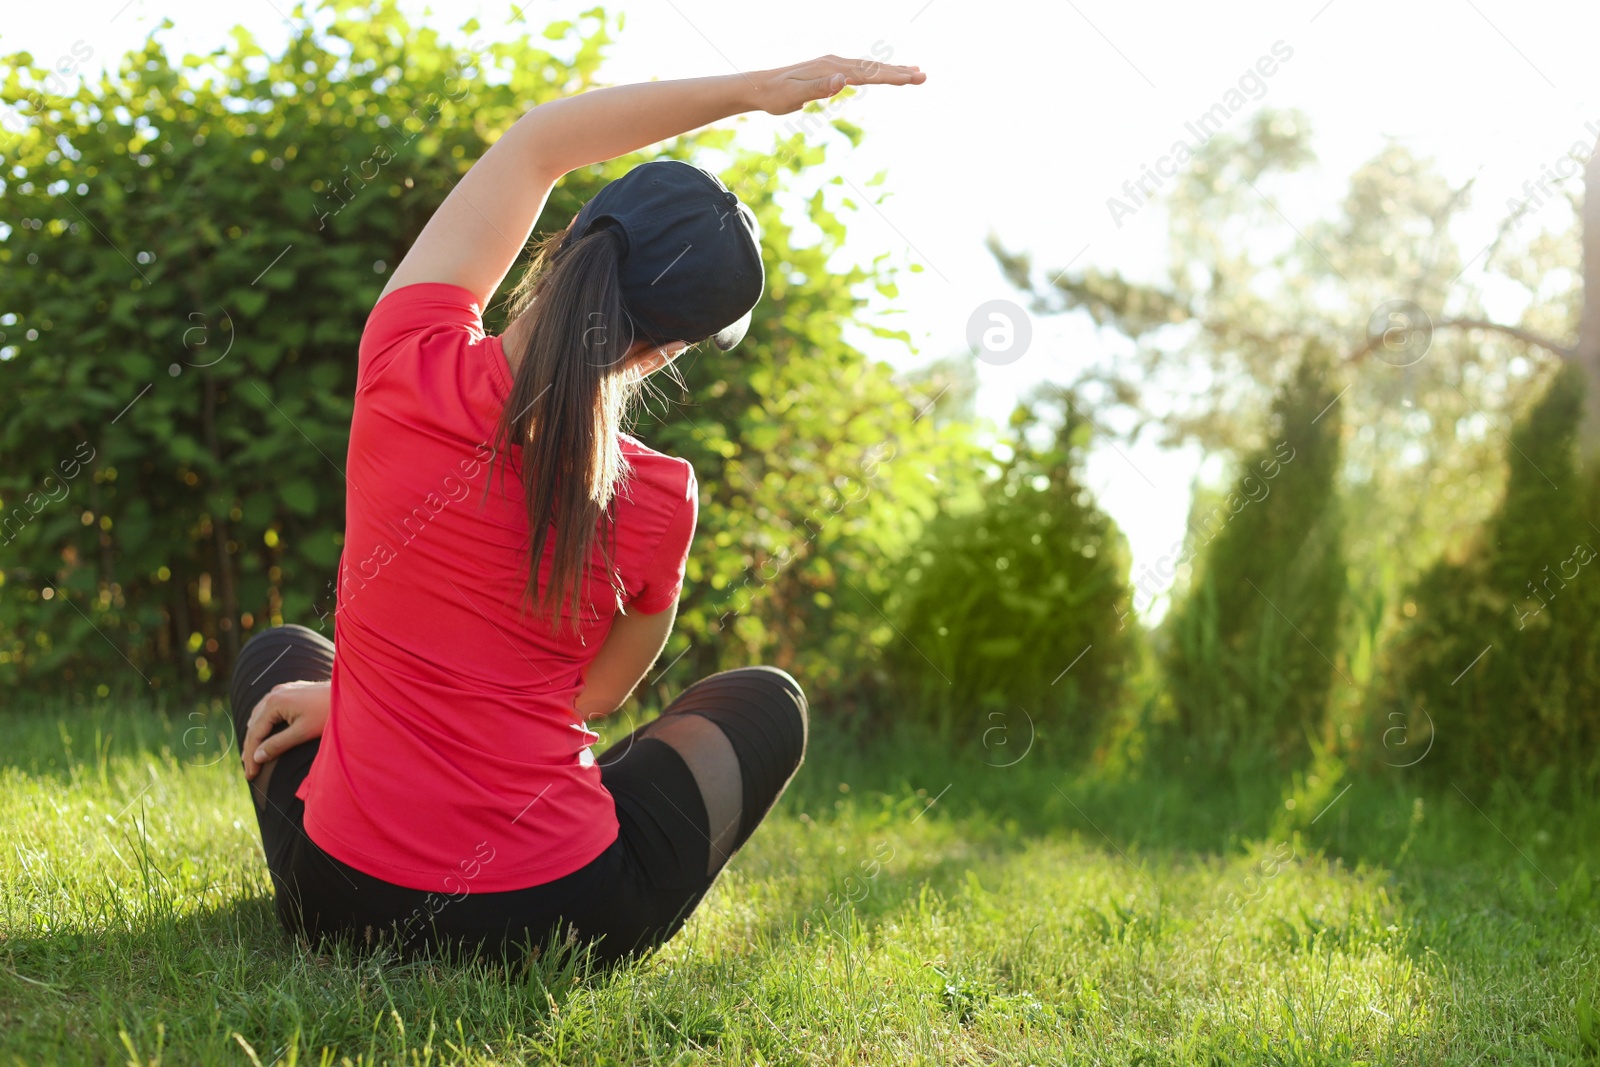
[297, 282, 698, 893]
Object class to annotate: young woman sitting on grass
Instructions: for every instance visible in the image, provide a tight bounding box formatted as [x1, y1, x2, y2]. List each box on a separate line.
[224, 53, 926, 968]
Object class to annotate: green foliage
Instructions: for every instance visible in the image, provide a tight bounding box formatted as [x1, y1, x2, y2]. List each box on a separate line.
[879, 388, 1137, 743]
[1160, 342, 1348, 767]
[1379, 362, 1600, 786]
[0, 1, 617, 692]
[0, 2, 972, 701]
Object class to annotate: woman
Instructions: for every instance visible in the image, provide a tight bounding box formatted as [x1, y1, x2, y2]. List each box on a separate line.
[225, 53, 927, 967]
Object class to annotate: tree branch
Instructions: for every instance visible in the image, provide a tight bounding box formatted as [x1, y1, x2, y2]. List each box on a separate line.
[1345, 317, 1574, 363]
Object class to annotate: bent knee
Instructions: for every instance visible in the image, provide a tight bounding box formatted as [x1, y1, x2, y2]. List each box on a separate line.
[236, 623, 322, 666]
[230, 624, 334, 710]
[737, 665, 807, 761]
[243, 621, 326, 647]
[748, 665, 805, 708]
[730, 665, 806, 727]
[685, 665, 808, 761]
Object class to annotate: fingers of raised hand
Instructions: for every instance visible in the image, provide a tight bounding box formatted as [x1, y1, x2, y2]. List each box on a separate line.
[769, 55, 924, 114]
[826, 55, 924, 86]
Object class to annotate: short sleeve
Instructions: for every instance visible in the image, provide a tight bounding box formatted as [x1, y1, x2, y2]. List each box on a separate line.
[357, 282, 488, 390]
[630, 464, 698, 614]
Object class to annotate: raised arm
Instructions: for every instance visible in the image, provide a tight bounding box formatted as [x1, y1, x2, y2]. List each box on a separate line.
[379, 55, 926, 306]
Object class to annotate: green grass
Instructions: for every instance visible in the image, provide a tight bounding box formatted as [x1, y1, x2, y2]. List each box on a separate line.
[2, 702, 1598, 1065]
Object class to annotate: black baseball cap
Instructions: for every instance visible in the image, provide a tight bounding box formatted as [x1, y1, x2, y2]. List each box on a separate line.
[564, 159, 765, 352]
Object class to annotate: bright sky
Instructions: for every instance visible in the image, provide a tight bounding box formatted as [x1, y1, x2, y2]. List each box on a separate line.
[6, 0, 1596, 621]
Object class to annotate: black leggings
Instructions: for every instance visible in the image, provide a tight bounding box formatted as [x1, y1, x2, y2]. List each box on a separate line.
[228, 624, 807, 968]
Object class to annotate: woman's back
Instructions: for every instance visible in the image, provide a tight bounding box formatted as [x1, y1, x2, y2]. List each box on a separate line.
[295, 281, 697, 893]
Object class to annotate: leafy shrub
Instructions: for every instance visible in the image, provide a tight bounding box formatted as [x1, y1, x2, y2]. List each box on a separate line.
[879, 391, 1137, 744]
[1378, 361, 1600, 786]
[1159, 341, 1347, 767]
[0, 4, 617, 693]
[0, 2, 968, 702]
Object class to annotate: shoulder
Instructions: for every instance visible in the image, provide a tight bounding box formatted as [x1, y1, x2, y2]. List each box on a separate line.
[619, 432, 697, 500]
[358, 282, 491, 381]
[615, 434, 699, 606]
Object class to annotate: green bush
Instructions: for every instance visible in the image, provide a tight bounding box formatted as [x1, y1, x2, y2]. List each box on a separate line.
[1159, 341, 1348, 767]
[879, 391, 1137, 745]
[0, 2, 969, 702]
[0, 3, 614, 693]
[1378, 361, 1600, 786]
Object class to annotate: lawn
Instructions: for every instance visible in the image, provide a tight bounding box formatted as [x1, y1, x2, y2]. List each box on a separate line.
[2, 701, 1597, 1065]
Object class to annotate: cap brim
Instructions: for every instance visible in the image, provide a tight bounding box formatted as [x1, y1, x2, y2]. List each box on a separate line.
[710, 307, 753, 352]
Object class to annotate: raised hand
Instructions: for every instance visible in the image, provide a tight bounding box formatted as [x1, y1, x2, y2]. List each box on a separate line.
[748, 54, 926, 117]
[379, 56, 925, 307]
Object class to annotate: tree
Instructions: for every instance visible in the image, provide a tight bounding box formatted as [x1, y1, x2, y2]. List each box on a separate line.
[879, 384, 1138, 743]
[987, 106, 1599, 777]
[1378, 362, 1600, 786]
[989, 108, 1582, 631]
[1581, 143, 1600, 456]
[1160, 341, 1346, 766]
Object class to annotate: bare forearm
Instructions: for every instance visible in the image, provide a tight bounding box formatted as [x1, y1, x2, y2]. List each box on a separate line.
[575, 604, 677, 718]
[380, 53, 922, 313]
[513, 53, 928, 182]
[517, 73, 757, 182]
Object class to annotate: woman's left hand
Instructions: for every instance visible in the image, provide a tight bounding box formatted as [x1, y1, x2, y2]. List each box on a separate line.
[242, 680, 332, 780]
[748, 54, 925, 117]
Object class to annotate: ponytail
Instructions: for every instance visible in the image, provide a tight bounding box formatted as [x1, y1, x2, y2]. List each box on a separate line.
[492, 220, 655, 637]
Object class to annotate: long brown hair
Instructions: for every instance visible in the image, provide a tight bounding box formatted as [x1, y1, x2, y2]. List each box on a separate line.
[492, 219, 679, 636]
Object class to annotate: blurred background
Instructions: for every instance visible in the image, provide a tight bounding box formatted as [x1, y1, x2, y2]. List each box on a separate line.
[4, 0, 1600, 795]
